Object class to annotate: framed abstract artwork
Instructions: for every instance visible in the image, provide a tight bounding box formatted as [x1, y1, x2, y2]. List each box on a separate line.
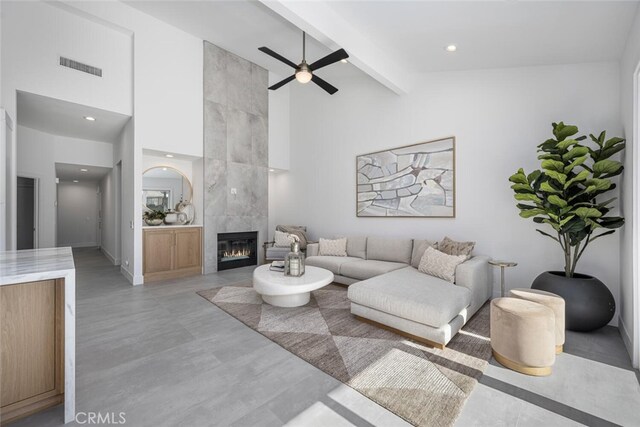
[356, 136, 455, 217]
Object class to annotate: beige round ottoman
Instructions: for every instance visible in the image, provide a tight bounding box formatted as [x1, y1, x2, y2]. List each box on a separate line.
[509, 288, 565, 354]
[490, 297, 556, 376]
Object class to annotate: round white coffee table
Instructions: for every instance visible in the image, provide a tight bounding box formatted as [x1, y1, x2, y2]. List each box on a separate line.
[253, 265, 334, 307]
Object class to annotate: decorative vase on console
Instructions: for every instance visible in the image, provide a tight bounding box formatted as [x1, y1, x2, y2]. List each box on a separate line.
[284, 242, 305, 277]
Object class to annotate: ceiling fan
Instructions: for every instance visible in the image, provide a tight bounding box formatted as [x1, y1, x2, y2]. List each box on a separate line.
[259, 31, 349, 95]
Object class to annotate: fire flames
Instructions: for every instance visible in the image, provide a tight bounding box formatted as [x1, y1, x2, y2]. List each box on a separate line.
[223, 248, 251, 258]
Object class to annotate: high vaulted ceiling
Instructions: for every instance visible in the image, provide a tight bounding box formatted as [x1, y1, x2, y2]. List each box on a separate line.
[124, 0, 639, 94]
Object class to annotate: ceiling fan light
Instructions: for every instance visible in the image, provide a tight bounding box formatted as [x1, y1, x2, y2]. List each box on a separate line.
[295, 69, 312, 84]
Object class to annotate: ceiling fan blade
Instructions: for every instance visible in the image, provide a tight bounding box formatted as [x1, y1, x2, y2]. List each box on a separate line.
[311, 75, 338, 95]
[268, 75, 296, 90]
[258, 47, 298, 69]
[309, 48, 349, 71]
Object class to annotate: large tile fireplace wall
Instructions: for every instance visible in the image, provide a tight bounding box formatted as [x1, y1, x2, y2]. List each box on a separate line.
[203, 41, 269, 273]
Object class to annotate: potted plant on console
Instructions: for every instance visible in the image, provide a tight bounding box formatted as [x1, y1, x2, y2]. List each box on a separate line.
[509, 122, 625, 332]
[143, 209, 166, 226]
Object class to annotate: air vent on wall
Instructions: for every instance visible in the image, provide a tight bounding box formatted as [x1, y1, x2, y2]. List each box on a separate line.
[59, 56, 102, 77]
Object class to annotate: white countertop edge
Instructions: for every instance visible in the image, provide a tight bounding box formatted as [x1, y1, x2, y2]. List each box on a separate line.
[0, 268, 76, 286]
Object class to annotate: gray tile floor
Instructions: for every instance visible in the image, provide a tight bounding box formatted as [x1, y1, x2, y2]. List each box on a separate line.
[11, 248, 640, 427]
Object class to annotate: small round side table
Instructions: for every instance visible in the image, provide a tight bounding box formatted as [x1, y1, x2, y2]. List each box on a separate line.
[489, 260, 518, 297]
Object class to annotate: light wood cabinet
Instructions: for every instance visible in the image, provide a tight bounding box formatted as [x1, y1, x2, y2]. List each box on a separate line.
[0, 279, 65, 425]
[143, 226, 202, 283]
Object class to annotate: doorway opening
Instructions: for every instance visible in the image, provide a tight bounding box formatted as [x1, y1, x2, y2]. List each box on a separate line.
[16, 176, 38, 250]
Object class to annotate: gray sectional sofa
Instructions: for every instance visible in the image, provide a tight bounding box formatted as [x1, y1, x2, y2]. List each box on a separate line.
[306, 236, 491, 348]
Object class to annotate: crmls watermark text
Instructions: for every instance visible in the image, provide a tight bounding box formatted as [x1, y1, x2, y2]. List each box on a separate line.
[75, 412, 126, 424]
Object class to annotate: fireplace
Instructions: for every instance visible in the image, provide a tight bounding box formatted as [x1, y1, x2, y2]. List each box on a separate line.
[217, 231, 258, 271]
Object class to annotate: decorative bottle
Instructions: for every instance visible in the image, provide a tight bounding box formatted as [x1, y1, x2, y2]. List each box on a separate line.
[284, 241, 305, 277]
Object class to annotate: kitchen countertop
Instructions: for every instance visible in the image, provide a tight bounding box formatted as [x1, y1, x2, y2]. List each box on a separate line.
[0, 246, 75, 286]
[0, 246, 76, 423]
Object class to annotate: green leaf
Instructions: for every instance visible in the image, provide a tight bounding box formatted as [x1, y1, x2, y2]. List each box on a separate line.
[574, 207, 602, 219]
[593, 159, 623, 176]
[541, 159, 565, 172]
[556, 138, 578, 150]
[536, 229, 560, 242]
[515, 193, 542, 204]
[538, 153, 562, 161]
[564, 155, 588, 174]
[511, 183, 534, 193]
[598, 217, 625, 229]
[584, 178, 611, 192]
[604, 137, 624, 149]
[517, 203, 537, 210]
[540, 181, 561, 193]
[562, 146, 589, 161]
[553, 122, 579, 141]
[527, 170, 542, 184]
[601, 143, 625, 160]
[559, 215, 575, 226]
[544, 170, 567, 185]
[563, 169, 590, 189]
[519, 209, 546, 218]
[509, 168, 529, 185]
[548, 195, 568, 208]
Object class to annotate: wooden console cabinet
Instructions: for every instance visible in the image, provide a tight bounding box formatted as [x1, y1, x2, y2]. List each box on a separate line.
[143, 226, 202, 283]
[0, 279, 65, 425]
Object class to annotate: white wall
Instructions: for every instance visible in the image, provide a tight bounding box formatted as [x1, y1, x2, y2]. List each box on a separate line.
[17, 125, 114, 248]
[115, 119, 140, 283]
[271, 61, 623, 322]
[0, 1, 132, 250]
[57, 181, 99, 247]
[619, 6, 640, 367]
[268, 72, 290, 171]
[1, 1, 133, 121]
[100, 169, 119, 264]
[59, 1, 204, 284]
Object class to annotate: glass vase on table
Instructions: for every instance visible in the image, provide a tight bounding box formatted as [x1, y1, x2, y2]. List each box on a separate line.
[284, 242, 305, 277]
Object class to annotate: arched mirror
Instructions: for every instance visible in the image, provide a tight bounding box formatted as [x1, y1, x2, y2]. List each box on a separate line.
[142, 166, 192, 212]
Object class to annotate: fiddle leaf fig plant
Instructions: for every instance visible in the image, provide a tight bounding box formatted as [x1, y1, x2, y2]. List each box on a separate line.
[510, 122, 625, 277]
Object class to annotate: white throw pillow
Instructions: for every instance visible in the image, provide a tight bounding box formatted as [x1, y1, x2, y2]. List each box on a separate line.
[318, 238, 348, 257]
[274, 230, 299, 247]
[418, 246, 467, 283]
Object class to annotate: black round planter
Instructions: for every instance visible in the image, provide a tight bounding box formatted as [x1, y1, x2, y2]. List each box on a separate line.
[531, 271, 615, 332]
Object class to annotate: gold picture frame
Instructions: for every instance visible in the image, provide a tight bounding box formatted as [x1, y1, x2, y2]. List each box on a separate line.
[356, 136, 456, 218]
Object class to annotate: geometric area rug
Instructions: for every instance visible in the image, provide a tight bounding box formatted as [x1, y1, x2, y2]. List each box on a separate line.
[197, 282, 492, 427]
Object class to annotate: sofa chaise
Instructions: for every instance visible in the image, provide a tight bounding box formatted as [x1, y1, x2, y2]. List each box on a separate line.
[306, 236, 491, 348]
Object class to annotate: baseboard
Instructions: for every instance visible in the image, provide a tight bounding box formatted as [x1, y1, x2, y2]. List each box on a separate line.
[100, 247, 120, 266]
[66, 241, 98, 248]
[619, 316, 634, 362]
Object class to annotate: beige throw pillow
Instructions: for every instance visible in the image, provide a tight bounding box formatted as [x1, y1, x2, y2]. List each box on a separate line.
[274, 230, 298, 247]
[438, 236, 475, 257]
[418, 246, 467, 283]
[319, 238, 348, 257]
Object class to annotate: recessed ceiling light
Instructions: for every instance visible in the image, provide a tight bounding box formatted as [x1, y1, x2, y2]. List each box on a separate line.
[84, 116, 96, 121]
[269, 168, 275, 172]
[340, 59, 348, 64]
[162, 168, 167, 171]
[165, 154, 174, 158]
[73, 180, 79, 183]
[445, 45, 457, 52]
[80, 168, 88, 172]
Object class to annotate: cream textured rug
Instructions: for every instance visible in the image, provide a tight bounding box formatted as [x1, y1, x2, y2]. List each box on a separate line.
[197, 282, 491, 427]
